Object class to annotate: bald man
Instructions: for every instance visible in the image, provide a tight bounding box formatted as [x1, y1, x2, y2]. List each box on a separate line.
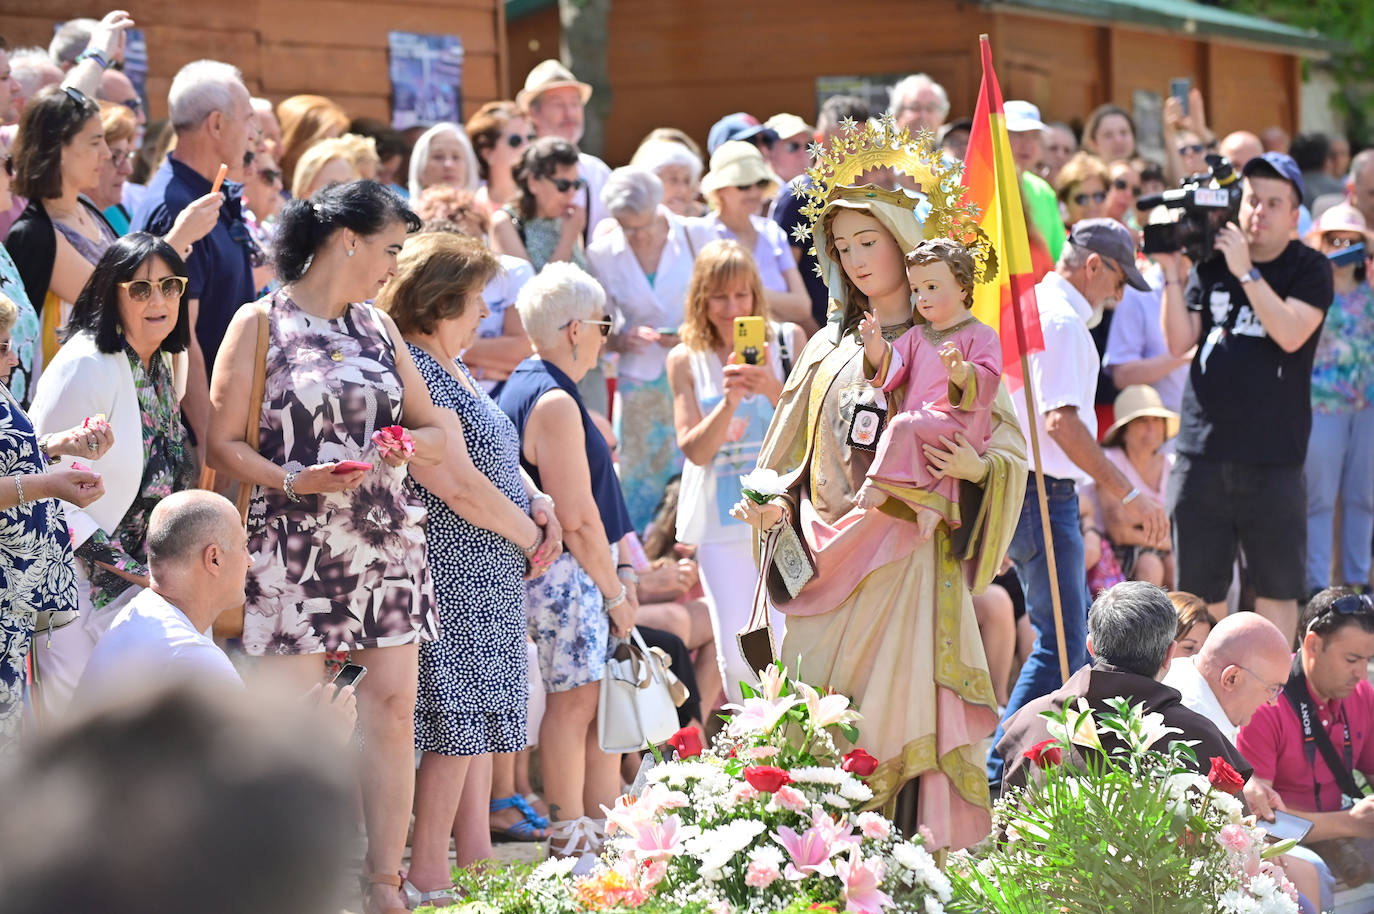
[1219, 131, 1263, 172]
[1163, 611, 1292, 744]
[75, 491, 250, 701]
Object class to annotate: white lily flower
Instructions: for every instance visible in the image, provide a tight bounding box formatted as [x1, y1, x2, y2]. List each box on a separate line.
[740, 467, 787, 503]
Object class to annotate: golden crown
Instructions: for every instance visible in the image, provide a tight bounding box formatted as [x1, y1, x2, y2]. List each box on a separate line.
[793, 114, 997, 283]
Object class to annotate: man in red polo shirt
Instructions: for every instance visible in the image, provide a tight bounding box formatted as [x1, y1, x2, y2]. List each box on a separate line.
[1237, 588, 1374, 891]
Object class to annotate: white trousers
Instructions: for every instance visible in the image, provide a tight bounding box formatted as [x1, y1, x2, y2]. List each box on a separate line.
[31, 567, 139, 721]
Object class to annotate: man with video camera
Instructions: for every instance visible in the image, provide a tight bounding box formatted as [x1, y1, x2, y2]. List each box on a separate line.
[1160, 152, 1333, 642]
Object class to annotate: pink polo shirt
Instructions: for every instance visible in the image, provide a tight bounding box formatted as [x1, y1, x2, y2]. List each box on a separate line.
[1236, 677, 1374, 813]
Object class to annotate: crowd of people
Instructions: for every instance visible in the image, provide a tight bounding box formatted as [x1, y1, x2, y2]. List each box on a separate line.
[0, 8, 1371, 914]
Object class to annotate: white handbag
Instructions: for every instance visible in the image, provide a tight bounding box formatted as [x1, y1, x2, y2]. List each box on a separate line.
[597, 628, 682, 753]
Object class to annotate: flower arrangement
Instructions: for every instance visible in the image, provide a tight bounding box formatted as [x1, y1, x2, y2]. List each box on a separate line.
[467, 665, 951, 914]
[948, 697, 1301, 914]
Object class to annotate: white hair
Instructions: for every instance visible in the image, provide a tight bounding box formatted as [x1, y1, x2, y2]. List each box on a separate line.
[9, 48, 62, 100]
[49, 18, 96, 67]
[629, 140, 703, 182]
[888, 73, 950, 119]
[168, 60, 246, 131]
[250, 97, 275, 115]
[408, 122, 480, 199]
[602, 166, 663, 218]
[515, 261, 606, 350]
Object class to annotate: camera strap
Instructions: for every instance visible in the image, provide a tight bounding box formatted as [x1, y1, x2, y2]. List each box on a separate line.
[1282, 661, 1366, 809]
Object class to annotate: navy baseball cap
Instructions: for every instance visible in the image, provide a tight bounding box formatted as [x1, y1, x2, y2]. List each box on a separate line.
[1241, 151, 1305, 202]
[707, 112, 778, 155]
[1068, 218, 1150, 291]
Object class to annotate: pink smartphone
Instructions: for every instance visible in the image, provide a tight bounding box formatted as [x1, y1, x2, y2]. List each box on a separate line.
[332, 460, 373, 474]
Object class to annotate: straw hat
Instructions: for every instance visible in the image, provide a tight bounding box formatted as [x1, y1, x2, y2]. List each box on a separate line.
[699, 141, 781, 196]
[1102, 385, 1180, 447]
[516, 59, 592, 111]
[1304, 201, 1374, 248]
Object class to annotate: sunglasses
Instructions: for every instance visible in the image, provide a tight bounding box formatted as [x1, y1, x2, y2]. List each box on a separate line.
[61, 85, 89, 108]
[549, 176, 585, 193]
[782, 140, 807, 154]
[505, 132, 535, 149]
[735, 178, 773, 191]
[1319, 593, 1374, 620]
[561, 314, 613, 337]
[1112, 178, 1141, 197]
[1072, 190, 1108, 206]
[117, 276, 188, 302]
[1, 155, 11, 179]
[119, 97, 143, 115]
[1177, 143, 1206, 156]
[1324, 235, 1363, 249]
[258, 167, 282, 184]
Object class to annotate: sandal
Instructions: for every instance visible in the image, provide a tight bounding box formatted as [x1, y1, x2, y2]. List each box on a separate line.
[401, 878, 462, 908]
[362, 872, 408, 914]
[489, 793, 549, 842]
[548, 816, 602, 875]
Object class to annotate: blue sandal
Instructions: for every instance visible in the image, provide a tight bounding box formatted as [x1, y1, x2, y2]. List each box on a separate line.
[489, 794, 550, 842]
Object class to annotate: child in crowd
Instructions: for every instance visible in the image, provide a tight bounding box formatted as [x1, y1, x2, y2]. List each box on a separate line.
[857, 237, 1002, 538]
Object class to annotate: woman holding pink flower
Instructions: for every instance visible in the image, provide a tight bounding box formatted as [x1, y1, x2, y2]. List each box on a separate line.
[207, 180, 450, 914]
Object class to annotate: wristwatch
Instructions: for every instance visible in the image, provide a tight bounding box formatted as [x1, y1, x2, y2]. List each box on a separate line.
[1239, 267, 1262, 284]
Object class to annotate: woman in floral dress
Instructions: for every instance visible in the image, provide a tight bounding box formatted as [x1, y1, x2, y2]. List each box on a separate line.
[206, 181, 449, 914]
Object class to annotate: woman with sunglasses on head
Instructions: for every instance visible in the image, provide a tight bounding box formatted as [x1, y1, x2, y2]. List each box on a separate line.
[467, 101, 533, 216]
[89, 103, 137, 235]
[687, 141, 811, 333]
[491, 137, 589, 274]
[27, 232, 192, 716]
[6, 86, 218, 371]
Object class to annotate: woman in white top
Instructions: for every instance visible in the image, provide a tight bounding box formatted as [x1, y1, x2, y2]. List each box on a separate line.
[1098, 384, 1177, 587]
[666, 239, 801, 701]
[587, 167, 694, 531]
[688, 141, 811, 332]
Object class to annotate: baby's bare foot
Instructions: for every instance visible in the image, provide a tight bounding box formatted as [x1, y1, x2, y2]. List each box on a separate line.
[856, 484, 886, 510]
[916, 507, 940, 540]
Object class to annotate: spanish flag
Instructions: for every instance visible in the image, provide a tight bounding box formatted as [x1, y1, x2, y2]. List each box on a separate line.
[961, 35, 1044, 388]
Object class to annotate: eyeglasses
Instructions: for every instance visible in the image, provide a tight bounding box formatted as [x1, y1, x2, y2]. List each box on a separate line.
[108, 149, 133, 168]
[1235, 666, 1284, 700]
[549, 176, 585, 193]
[505, 132, 535, 149]
[117, 276, 188, 302]
[560, 314, 613, 337]
[1177, 143, 1206, 156]
[0, 342, 11, 356]
[1072, 190, 1108, 206]
[1112, 178, 1141, 197]
[258, 168, 282, 184]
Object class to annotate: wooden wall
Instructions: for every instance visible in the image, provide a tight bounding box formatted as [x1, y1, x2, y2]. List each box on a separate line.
[0, 0, 507, 123]
[507, 0, 1303, 166]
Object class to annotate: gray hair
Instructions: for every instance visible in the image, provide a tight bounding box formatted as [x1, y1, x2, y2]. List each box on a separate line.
[407, 122, 480, 200]
[168, 60, 246, 131]
[602, 166, 663, 219]
[146, 491, 239, 569]
[1087, 582, 1178, 676]
[48, 18, 96, 67]
[10, 48, 62, 101]
[630, 140, 703, 182]
[1349, 148, 1374, 184]
[515, 261, 606, 350]
[888, 73, 950, 119]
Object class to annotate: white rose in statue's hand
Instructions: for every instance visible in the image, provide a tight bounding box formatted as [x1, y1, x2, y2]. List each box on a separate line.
[740, 468, 786, 504]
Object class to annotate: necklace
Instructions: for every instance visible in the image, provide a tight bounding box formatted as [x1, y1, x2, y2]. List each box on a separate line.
[922, 316, 976, 345]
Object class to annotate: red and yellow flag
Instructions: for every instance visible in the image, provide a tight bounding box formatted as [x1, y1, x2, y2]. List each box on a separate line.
[961, 35, 1044, 388]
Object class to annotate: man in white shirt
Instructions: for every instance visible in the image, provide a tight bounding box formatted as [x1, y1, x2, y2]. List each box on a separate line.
[1163, 611, 1292, 743]
[990, 219, 1169, 786]
[75, 491, 249, 701]
[518, 59, 612, 236]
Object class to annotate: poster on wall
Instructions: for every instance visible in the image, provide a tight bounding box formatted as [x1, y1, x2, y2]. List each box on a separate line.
[1133, 89, 1165, 165]
[388, 31, 464, 131]
[122, 28, 149, 105]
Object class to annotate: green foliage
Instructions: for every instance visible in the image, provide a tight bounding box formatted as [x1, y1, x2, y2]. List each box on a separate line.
[1222, 0, 1374, 143]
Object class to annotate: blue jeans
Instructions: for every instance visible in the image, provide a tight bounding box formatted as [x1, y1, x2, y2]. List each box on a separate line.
[1304, 405, 1374, 592]
[987, 476, 1089, 785]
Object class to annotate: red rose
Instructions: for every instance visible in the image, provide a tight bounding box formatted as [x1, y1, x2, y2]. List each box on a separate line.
[743, 765, 792, 793]
[1207, 756, 1245, 795]
[667, 726, 703, 759]
[1024, 739, 1063, 769]
[841, 748, 880, 777]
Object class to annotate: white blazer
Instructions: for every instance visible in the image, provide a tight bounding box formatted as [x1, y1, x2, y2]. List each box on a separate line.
[29, 331, 187, 548]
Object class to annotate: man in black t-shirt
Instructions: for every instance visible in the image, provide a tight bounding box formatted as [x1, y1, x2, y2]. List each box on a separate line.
[1160, 152, 1334, 643]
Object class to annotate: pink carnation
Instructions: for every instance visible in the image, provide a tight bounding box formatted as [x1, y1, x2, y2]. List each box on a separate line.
[1216, 823, 1251, 854]
[772, 785, 808, 812]
[745, 860, 782, 888]
[745, 745, 780, 760]
[728, 782, 760, 805]
[640, 859, 668, 889]
[856, 811, 891, 840]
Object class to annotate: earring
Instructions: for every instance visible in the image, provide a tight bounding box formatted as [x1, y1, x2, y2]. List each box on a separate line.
[347, 248, 355, 258]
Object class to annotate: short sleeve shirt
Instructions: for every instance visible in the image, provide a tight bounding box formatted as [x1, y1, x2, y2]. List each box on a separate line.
[134, 155, 257, 378]
[1236, 676, 1374, 813]
[1176, 240, 1333, 464]
[1103, 280, 1189, 412]
[690, 213, 797, 293]
[771, 176, 828, 327]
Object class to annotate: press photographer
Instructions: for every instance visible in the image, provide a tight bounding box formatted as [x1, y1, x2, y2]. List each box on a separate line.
[1159, 151, 1333, 642]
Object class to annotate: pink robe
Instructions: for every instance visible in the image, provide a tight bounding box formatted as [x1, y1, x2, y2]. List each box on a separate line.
[869, 320, 1002, 527]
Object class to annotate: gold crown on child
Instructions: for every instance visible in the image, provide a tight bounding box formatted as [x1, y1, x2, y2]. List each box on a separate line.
[793, 114, 997, 283]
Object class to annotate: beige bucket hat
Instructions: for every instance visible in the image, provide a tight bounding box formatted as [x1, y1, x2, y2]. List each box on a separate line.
[516, 59, 592, 111]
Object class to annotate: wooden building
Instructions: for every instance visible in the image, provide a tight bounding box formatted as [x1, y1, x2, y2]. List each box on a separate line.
[0, 0, 508, 122]
[507, 0, 1331, 165]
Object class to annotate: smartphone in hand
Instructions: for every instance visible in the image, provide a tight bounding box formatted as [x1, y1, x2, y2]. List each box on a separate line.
[330, 662, 368, 690]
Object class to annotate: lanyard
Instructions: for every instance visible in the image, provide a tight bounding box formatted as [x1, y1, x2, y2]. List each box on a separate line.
[1282, 663, 1362, 810]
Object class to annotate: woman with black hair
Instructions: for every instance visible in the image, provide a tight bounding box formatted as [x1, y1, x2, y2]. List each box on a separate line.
[205, 180, 448, 914]
[489, 136, 588, 272]
[27, 232, 194, 714]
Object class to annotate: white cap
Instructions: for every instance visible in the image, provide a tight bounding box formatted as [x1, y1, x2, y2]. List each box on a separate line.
[1004, 100, 1048, 133]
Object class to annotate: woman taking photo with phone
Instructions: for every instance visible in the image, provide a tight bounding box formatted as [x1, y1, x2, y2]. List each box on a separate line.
[666, 239, 799, 700]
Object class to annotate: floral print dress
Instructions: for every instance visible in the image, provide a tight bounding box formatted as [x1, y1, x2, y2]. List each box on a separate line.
[74, 348, 195, 609]
[0, 385, 78, 753]
[242, 291, 437, 655]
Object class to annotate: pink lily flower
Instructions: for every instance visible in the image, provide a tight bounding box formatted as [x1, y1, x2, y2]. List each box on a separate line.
[774, 825, 837, 880]
[811, 808, 861, 851]
[632, 814, 697, 862]
[835, 847, 893, 914]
